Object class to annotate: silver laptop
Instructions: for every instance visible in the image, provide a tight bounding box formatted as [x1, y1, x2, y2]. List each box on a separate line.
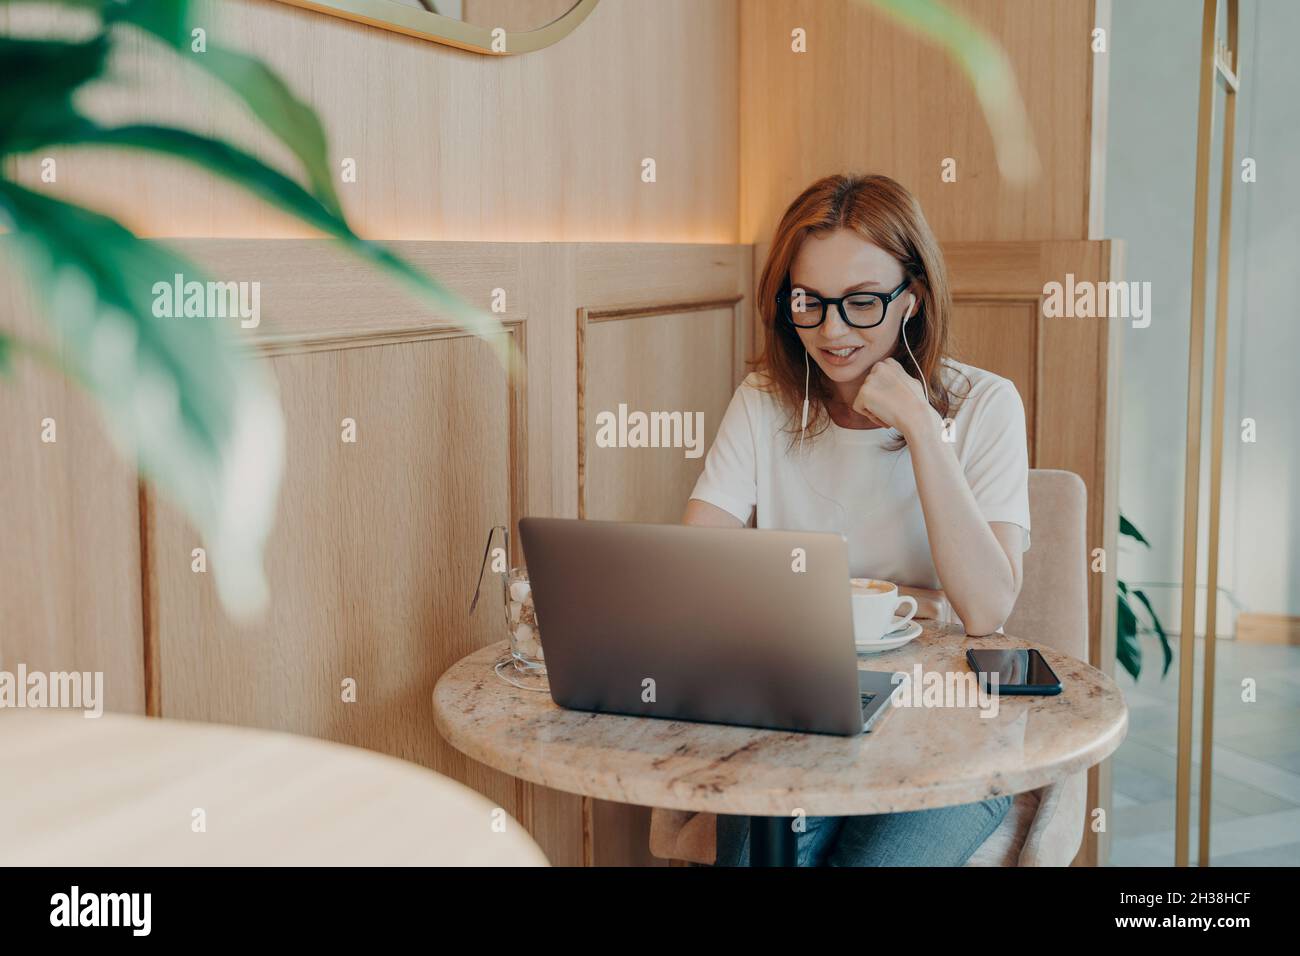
[517, 516, 898, 736]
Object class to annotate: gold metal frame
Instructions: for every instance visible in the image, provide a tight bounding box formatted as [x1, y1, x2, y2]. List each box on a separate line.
[1175, 0, 1239, 868]
[273, 0, 600, 55]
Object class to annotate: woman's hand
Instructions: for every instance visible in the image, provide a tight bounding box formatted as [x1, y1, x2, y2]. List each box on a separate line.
[851, 358, 935, 437]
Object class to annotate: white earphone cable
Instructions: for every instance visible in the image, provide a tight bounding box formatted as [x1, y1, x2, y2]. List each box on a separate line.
[800, 347, 810, 455]
[901, 293, 929, 409]
[797, 344, 851, 536]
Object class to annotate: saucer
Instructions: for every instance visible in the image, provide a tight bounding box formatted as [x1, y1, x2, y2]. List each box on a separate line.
[855, 619, 923, 655]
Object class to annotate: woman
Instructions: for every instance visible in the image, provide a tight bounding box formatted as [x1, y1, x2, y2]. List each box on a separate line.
[685, 173, 1029, 866]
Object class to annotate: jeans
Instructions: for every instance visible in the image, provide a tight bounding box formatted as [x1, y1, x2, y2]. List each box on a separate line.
[714, 795, 1014, 866]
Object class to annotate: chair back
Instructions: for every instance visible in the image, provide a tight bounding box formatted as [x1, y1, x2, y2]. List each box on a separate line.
[1004, 469, 1090, 662]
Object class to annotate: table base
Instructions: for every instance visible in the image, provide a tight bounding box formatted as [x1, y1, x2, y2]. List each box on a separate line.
[749, 815, 798, 867]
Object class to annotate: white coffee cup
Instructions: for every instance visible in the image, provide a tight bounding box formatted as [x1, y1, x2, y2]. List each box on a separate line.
[850, 578, 919, 643]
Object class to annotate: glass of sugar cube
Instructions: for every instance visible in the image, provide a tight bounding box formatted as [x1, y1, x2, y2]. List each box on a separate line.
[502, 567, 546, 686]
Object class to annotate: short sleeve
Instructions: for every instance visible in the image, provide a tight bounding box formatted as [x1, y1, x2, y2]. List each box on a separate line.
[689, 383, 758, 524]
[961, 380, 1031, 551]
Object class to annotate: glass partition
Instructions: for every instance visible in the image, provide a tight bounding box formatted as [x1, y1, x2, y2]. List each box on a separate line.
[1105, 0, 1298, 867]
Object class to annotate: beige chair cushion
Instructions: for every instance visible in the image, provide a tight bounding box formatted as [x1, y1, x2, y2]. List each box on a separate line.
[964, 790, 1039, 866]
[964, 775, 1091, 867]
[649, 809, 716, 865]
[1005, 470, 1090, 662]
[1018, 771, 1087, 866]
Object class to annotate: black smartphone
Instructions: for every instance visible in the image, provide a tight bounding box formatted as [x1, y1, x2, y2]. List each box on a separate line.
[966, 648, 1063, 696]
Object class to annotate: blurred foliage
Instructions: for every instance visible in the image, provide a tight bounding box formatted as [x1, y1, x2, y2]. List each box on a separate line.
[0, 0, 513, 619]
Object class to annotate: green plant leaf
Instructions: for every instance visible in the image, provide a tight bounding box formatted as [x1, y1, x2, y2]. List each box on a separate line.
[1116, 589, 1142, 681]
[42, 121, 514, 368]
[101, 0, 343, 217]
[1119, 513, 1151, 547]
[0, 0, 186, 43]
[0, 180, 284, 618]
[0, 0, 188, 36]
[0, 332, 11, 375]
[100, 0, 190, 47]
[0, 35, 107, 153]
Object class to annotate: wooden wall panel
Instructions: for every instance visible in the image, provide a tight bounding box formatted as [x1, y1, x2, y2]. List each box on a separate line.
[948, 300, 1040, 457]
[741, 0, 1097, 246]
[0, 250, 146, 715]
[580, 303, 740, 524]
[2, 0, 739, 244]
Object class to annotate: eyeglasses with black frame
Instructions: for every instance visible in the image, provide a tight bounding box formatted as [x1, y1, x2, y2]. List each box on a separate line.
[776, 278, 911, 329]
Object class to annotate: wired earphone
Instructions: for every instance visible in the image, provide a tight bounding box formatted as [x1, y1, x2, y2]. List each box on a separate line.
[795, 291, 926, 537]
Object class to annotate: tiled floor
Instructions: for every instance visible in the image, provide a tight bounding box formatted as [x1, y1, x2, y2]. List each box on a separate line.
[1108, 634, 1300, 866]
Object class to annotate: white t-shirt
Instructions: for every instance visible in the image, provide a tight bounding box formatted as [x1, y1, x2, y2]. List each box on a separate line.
[689, 359, 1031, 591]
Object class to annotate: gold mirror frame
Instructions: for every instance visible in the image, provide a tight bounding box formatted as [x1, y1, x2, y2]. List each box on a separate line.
[274, 0, 599, 54]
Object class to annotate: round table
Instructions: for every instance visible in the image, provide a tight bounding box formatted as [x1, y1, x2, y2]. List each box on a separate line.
[433, 623, 1127, 866]
[0, 710, 549, 866]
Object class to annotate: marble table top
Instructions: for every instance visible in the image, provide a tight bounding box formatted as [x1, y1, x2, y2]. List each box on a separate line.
[0, 710, 549, 866]
[433, 623, 1128, 817]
